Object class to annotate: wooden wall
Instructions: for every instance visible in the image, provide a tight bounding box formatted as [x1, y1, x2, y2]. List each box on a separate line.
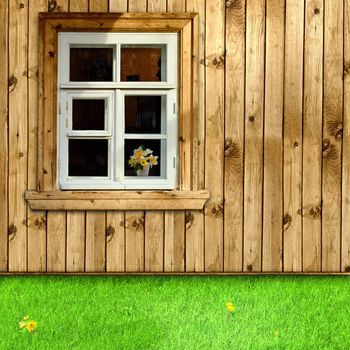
[1, 0, 350, 274]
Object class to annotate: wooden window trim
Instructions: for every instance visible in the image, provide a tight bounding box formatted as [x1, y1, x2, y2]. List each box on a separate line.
[25, 12, 208, 210]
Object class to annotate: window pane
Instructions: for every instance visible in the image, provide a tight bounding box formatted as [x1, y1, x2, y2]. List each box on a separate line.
[121, 45, 165, 82]
[72, 99, 105, 130]
[69, 139, 108, 176]
[125, 96, 162, 134]
[70, 47, 113, 81]
[124, 140, 161, 177]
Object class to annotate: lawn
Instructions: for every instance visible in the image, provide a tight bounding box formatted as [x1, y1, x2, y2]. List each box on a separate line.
[0, 276, 349, 349]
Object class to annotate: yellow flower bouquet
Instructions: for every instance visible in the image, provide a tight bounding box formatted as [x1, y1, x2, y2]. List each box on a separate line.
[128, 145, 158, 176]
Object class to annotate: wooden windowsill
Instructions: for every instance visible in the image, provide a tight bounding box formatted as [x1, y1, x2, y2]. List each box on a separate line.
[25, 190, 210, 211]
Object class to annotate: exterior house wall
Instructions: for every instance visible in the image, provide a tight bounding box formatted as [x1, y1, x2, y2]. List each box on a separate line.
[1, 0, 350, 273]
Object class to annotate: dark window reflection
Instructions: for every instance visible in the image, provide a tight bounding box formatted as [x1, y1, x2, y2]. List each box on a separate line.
[125, 96, 162, 134]
[70, 47, 113, 81]
[121, 46, 164, 82]
[69, 139, 108, 176]
[73, 99, 105, 130]
[124, 139, 161, 177]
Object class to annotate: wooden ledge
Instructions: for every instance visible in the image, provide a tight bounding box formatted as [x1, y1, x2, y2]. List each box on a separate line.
[25, 190, 210, 211]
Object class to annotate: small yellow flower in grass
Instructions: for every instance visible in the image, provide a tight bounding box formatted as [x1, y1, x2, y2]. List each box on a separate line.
[225, 302, 235, 313]
[23, 315, 29, 320]
[274, 330, 279, 337]
[26, 320, 37, 333]
[19, 321, 26, 329]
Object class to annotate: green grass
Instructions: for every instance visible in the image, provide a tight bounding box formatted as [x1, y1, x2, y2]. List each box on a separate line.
[0, 276, 349, 349]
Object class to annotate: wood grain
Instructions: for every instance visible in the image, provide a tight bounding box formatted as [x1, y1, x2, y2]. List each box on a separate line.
[109, 0, 127, 12]
[0, 0, 8, 271]
[8, 0, 29, 272]
[262, 0, 284, 272]
[283, 0, 304, 272]
[204, 0, 225, 272]
[321, 0, 343, 272]
[303, 0, 323, 272]
[243, 0, 265, 272]
[185, 0, 205, 272]
[342, 0, 350, 272]
[224, 0, 245, 272]
[28, 0, 47, 272]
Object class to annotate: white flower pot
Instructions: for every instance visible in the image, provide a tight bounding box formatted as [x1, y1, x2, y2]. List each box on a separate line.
[136, 165, 150, 176]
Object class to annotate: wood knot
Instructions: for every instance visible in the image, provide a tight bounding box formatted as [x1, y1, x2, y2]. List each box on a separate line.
[34, 216, 46, 230]
[106, 225, 115, 242]
[249, 115, 255, 123]
[283, 213, 292, 231]
[122, 216, 144, 231]
[309, 206, 321, 219]
[8, 74, 17, 93]
[213, 54, 225, 69]
[48, 51, 55, 58]
[48, 0, 57, 12]
[43, 168, 48, 174]
[224, 139, 241, 160]
[225, 0, 243, 10]
[326, 120, 343, 140]
[247, 264, 253, 271]
[345, 266, 350, 272]
[8, 224, 17, 240]
[185, 211, 194, 229]
[345, 61, 350, 77]
[204, 202, 223, 218]
[322, 138, 330, 152]
[19, 3, 25, 9]
[293, 141, 299, 148]
[314, 7, 320, 14]
[18, 152, 24, 158]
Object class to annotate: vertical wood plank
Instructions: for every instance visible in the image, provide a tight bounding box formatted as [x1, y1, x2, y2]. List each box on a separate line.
[70, 0, 89, 11]
[89, 0, 108, 11]
[262, 0, 284, 272]
[164, 211, 185, 271]
[128, 0, 146, 12]
[145, 212, 164, 271]
[125, 0, 146, 272]
[66, 0, 88, 274]
[109, 0, 127, 11]
[27, 0, 47, 272]
[243, 0, 265, 272]
[185, 0, 205, 272]
[164, 0, 186, 273]
[224, 0, 245, 271]
[86, 211, 106, 272]
[342, 0, 350, 272]
[321, 0, 343, 272]
[167, 0, 185, 11]
[45, 0, 68, 273]
[66, 212, 85, 271]
[283, 0, 304, 272]
[303, 0, 323, 272]
[47, 212, 66, 271]
[204, 0, 225, 272]
[8, 0, 28, 272]
[0, 0, 8, 271]
[341, 0, 350, 272]
[106, 211, 125, 271]
[148, 0, 166, 12]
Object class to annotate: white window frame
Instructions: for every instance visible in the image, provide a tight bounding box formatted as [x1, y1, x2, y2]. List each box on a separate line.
[57, 32, 178, 190]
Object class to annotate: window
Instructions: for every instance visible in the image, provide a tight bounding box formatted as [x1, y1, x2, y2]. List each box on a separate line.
[26, 13, 209, 211]
[58, 33, 178, 189]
